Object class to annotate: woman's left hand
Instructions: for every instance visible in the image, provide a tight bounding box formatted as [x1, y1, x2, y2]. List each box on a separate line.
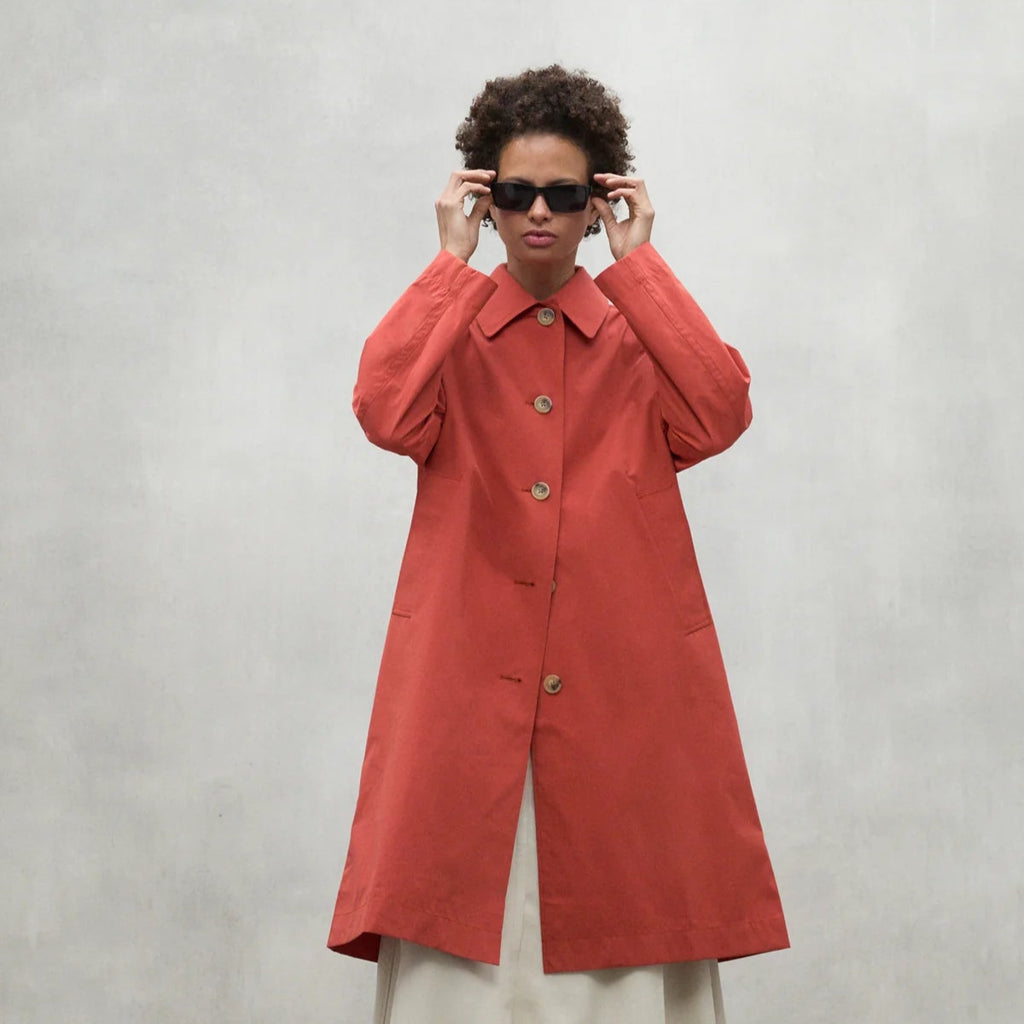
[591, 173, 655, 261]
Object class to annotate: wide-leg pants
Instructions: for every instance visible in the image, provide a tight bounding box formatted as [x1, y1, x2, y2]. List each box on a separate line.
[373, 758, 727, 1024]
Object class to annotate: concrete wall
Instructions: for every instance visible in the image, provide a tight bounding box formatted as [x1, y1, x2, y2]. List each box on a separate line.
[2, 1, 1021, 1020]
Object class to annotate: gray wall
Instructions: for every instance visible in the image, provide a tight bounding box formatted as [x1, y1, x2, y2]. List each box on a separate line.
[2, 2, 1021, 1021]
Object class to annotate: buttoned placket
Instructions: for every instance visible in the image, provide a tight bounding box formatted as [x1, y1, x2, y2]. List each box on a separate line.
[529, 305, 564, 700]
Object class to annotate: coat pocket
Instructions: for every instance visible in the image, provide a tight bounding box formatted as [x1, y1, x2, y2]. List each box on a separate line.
[390, 468, 462, 617]
[635, 481, 713, 636]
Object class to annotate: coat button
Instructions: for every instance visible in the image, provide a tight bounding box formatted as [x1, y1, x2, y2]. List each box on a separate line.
[533, 395, 553, 414]
[543, 674, 563, 694]
[537, 307, 556, 326]
[531, 481, 551, 501]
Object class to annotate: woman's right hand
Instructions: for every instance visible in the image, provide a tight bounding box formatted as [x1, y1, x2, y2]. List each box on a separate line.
[435, 169, 495, 263]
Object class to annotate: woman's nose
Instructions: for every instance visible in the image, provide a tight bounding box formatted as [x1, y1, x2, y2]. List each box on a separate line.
[528, 194, 551, 219]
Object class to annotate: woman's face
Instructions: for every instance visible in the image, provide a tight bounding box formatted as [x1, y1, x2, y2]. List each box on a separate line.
[491, 133, 598, 269]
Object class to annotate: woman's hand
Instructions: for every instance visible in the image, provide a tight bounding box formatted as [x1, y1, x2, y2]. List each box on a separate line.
[591, 173, 655, 261]
[435, 169, 495, 263]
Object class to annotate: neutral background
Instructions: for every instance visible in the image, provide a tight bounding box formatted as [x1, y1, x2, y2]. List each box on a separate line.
[2, 1, 1021, 1021]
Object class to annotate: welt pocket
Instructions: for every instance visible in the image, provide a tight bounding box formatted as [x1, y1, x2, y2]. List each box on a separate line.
[390, 468, 462, 617]
[634, 477, 679, 500]
[421, 462, 464, 483]
[677, 611, 713, 637]
[635, 483, 713, 635]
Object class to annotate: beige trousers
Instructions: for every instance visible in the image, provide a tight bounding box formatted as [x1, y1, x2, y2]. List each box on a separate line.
[373, 758, 726, 1024]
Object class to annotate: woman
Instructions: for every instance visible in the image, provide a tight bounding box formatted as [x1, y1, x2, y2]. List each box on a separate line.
[328, 65, 788, 1023]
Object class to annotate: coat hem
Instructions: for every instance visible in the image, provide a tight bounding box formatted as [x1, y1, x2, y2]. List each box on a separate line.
[327, 897, 502, 967]
[539, 913, 790, 973]
[328, 901, 789, 974]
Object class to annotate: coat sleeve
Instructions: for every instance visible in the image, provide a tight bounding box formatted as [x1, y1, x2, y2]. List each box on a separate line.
[594, 241, 752, 471]
[353, 250, 498, 464]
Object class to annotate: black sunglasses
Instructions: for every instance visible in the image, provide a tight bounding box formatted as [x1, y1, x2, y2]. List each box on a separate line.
[490, 181, 593, 214]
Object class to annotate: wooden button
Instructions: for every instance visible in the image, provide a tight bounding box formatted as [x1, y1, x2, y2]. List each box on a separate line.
[543, 674, 563, 694]
[537, 307, 556, 326]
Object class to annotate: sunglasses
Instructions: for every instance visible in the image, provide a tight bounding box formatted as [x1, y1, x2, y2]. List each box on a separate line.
[490, 181, 593, 213]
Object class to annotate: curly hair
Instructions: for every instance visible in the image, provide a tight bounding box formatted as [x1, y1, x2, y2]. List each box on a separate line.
[455, 65, 635, 237]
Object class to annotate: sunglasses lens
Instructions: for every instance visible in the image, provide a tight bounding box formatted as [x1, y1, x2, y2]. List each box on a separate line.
[491, 183, 534, 211]
[547, 185, 591, 213]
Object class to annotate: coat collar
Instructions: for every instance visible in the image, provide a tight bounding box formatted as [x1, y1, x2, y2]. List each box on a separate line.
[475, 263, 610, 340]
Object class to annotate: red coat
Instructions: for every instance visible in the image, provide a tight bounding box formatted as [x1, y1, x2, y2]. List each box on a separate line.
[328, 241, 788, 972]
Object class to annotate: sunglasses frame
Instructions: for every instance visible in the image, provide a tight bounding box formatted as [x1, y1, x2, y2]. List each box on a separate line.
[489, 180, 595, 214]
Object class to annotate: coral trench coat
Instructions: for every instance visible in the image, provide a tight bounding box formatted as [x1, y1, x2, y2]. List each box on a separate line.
[327, 241, 788, 973]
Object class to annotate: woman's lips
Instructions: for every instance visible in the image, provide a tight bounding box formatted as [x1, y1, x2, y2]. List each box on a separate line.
[524, 232, 557, 248]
